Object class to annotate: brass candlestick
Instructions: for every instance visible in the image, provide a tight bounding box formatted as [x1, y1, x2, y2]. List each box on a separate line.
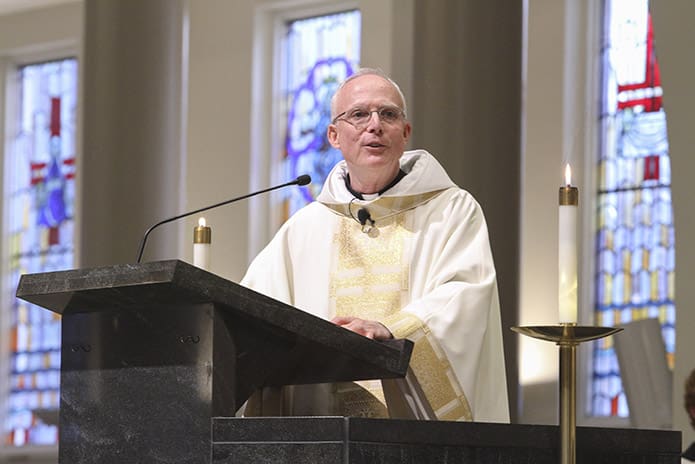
[512, 324, 622, 464]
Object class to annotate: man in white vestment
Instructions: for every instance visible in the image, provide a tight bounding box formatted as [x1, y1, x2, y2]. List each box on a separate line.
[242, 68, 509, 423]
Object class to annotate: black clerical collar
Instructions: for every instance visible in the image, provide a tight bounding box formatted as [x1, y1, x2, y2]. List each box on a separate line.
[345, 169, 407, 200]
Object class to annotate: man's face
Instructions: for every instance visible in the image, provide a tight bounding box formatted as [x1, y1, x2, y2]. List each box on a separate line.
[327, 74, 411, 179]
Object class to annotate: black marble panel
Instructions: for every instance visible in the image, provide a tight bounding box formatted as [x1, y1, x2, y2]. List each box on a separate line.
[212, 417, 682, 464]
[213, 417, 347, 464]
[213, 416, 346, 442]
[59, 303, 222, 464]
[60, 367, 212, 463]
[214, 443, 344, 464]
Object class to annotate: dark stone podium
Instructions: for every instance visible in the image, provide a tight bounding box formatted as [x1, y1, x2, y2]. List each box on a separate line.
[16, 260, 412, 463]
[17, 260, 682, 463]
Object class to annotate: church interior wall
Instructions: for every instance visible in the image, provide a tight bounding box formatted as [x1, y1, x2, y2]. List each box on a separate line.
[0, 0, 693, 460]
[652, 0, 695, 448]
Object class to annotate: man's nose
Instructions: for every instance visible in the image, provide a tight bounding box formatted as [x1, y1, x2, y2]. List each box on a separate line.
[365, 111, 383, 132]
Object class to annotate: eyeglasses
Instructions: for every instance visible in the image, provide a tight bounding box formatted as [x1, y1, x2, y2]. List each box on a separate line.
[331, 105, 406, 130]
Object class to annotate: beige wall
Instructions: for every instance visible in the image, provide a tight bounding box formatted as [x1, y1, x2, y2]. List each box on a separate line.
[80, 0, 187, 268]
[519, 0, 569, 423]
[0, 2, 80, 53]
[652, 0, 695, 448]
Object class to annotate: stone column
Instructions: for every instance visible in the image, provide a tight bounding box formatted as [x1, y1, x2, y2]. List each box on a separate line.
[80, 0, 186, 266]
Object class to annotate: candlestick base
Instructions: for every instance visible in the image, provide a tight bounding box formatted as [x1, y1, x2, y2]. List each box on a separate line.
[511, 325, 621, 345]
[512, 324, 622, 464]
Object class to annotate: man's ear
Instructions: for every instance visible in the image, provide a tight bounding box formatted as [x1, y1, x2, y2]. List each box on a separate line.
[327, 124, 340, 149]
[689, 405, 695, 421]
[402, 121, 412, 142]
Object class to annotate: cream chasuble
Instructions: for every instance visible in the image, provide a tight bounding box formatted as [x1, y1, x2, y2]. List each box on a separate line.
[241, 150, 509, 423]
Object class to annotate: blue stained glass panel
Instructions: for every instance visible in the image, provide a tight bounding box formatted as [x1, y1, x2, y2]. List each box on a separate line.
[592, 0, 675, 417]
[4, 58, 77, 446]
[281, 10, 361, 216]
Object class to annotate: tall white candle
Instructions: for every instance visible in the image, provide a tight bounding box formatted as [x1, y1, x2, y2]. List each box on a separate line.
[193, 217, 211, 270]
[558, 164, 578, 324]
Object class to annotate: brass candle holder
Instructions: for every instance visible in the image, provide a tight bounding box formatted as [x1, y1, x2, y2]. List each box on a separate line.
[512, 324, 622, 464]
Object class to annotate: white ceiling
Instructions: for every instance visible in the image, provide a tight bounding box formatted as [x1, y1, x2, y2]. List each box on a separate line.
[0, 0, 79, 16]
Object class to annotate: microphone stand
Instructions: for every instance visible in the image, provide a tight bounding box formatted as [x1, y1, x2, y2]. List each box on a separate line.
[136, 175, 311, 263]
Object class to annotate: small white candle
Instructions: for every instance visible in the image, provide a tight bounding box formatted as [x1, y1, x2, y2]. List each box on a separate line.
[558, 164, 578, 324]
[193, 217, 211, 270]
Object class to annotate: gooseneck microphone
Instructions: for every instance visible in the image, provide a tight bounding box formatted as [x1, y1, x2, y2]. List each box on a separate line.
[136, 174, 311, 263]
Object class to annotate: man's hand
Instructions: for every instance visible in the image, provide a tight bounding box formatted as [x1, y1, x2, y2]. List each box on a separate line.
[331, 316, 394, 340]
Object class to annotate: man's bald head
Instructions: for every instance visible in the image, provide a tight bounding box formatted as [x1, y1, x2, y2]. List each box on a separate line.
[330, 68, 407, 120]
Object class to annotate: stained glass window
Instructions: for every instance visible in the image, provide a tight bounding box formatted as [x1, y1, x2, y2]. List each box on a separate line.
[3, 58, 77, 446]
[281, 10, 361, 216]
[592, 0, 674, 417]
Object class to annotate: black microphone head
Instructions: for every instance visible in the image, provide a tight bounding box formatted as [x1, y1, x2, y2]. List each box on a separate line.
[295, 174, 311, 186]
[357, 208, 371, 226]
